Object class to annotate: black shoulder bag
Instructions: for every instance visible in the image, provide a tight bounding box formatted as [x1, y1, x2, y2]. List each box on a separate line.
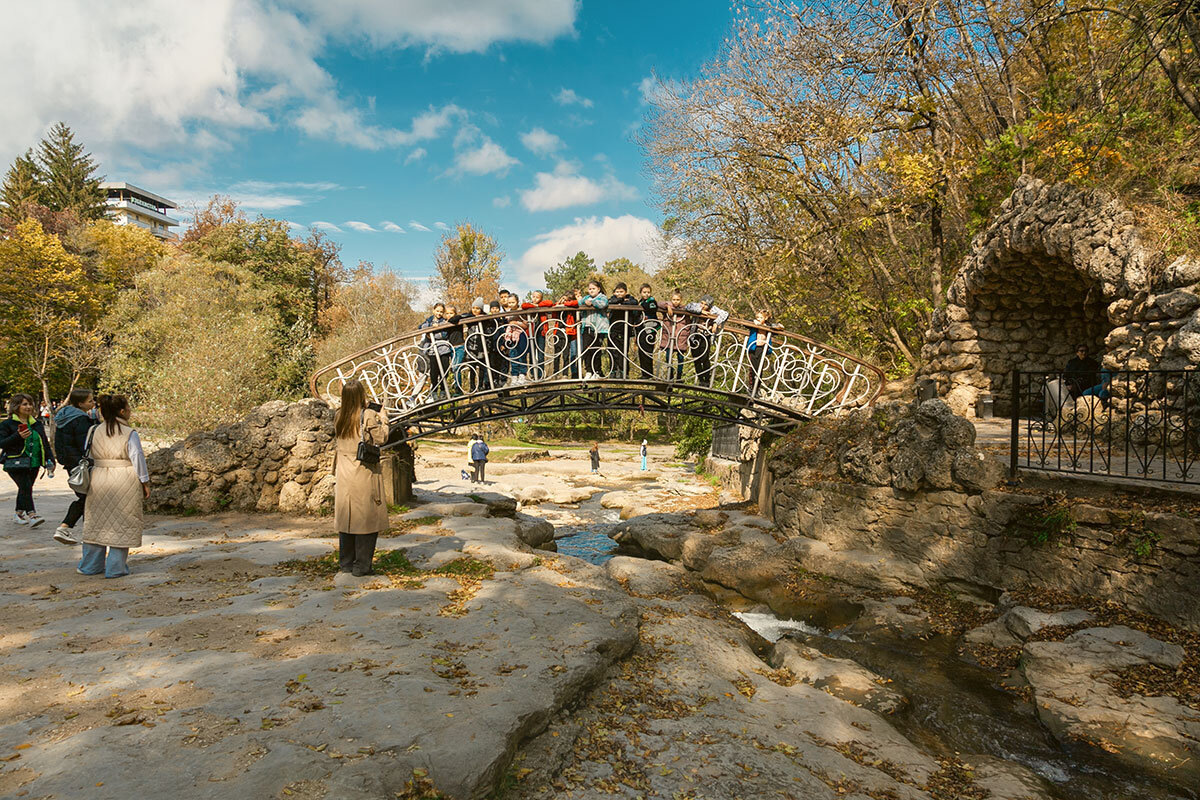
[356, 410, 381, 467]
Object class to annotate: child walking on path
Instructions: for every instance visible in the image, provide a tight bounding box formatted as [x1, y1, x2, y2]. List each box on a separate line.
[640, 439, 648, 471]
[589, 442, 600, 474]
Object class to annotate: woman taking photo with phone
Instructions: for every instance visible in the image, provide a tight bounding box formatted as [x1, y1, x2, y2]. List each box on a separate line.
[1, 394, 55, 527]
[333, 379, 388, 576]
[78, 394, 149, 579]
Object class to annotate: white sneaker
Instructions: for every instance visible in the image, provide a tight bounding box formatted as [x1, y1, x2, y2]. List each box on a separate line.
[26, 514, 45, 528]
[54, 525, 80, 545]
[12, 513, 29, 526]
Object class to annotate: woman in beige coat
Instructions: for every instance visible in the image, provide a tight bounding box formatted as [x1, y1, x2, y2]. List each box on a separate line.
[78, 394, 149, 579]
[334, 380, 389, 576]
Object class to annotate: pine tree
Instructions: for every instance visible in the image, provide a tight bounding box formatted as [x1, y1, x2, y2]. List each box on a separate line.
[0, 149, 46, 217]
[36, 122, 106, 219]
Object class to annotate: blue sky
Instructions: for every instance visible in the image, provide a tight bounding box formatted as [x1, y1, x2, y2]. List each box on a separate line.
[2, 1, 735, 297]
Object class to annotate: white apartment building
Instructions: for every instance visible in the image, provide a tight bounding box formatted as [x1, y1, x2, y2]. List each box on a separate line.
[99, 181, 179, 240]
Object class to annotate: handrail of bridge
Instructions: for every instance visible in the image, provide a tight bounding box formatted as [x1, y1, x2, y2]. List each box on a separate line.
[309, 304, 885, 424]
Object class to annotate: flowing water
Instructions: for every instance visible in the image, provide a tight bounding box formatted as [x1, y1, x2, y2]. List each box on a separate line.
[547, 492, 1197, 800]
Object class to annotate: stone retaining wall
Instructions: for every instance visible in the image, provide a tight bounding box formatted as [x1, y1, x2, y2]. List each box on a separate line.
[767, 400, 1200, 629]
[147, 399, 341, 514]
[918, 175, 1200, 415]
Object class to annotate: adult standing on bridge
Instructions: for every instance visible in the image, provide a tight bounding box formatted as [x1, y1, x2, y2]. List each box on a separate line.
[333, 380, 388, 577]
[577, 279, 610, 381]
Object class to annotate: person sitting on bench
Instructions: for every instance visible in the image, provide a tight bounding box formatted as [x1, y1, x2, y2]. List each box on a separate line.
[1064, 344, 1101, 398]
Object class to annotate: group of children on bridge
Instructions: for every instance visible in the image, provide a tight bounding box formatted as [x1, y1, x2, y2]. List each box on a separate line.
[416, 281, 777, 399]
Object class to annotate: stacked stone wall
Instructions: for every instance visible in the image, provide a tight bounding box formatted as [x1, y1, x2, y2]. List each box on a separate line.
[767, 400, 1200, 629]
[146, 399, 339, 514]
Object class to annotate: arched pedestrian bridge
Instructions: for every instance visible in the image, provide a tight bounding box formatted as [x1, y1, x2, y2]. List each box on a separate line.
[309, 306, 884, 445]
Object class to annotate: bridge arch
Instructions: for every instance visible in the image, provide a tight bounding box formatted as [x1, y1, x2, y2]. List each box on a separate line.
[310, 306, 884, 444]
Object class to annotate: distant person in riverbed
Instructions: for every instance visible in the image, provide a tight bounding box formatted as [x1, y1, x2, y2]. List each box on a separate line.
[54, 388, 100, 545]
[589, 442, 600, 474]
[640, 439, 648, 471]
[470, 433, 490, 483]
[333, 380, 388, 577]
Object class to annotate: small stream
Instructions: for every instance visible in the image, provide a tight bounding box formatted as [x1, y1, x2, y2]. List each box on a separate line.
[545, 490, 1197, 800]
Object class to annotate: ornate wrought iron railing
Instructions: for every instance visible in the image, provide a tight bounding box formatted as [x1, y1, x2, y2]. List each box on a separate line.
[310, 305, 884, 440]
[1009, 368, 1200, 485]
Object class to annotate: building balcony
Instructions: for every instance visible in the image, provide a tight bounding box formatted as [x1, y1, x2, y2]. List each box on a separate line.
[105, 199, 178, 227]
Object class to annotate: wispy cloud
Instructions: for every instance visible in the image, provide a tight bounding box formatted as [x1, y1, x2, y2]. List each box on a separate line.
[493, 196, 511, 208]
[451, 126, 518, 176]
[381, 220, 406, 233]
[410, 220, 431, 232]
[311, 221, 343, 233]
[554, 87, 593, 108]
[435, 221, 451, 231]
[345, 220, 377, 232]
[405, 147, 427, 164]
[520, 127, 564, 156]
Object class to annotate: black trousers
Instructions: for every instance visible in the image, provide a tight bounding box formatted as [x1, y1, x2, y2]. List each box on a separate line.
[580, 329, 608, 375]
[636, 326, 657, 379]
[63, 491, 87, 527]
[7, 468, 36, 512]
[339, 532, 378, 575]
[610, 327, 632, 378]
[690, 332, 713, 386]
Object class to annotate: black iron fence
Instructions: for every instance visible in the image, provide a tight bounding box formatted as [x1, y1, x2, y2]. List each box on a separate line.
[1009, 368, 1200, 485]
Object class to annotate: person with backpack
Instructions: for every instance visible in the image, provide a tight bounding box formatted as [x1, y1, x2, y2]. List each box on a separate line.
[470, 434, 490, 483]
[2, 394, 55, 528]
[53, 388, 100, 545]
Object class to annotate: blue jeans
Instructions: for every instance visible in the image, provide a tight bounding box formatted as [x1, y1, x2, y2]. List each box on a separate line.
[78, 543, 130, 578]
[450, 346, 466, 393]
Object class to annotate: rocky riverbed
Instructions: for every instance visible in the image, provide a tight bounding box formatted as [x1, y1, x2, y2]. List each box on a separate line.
[1, 440, 1194, 799]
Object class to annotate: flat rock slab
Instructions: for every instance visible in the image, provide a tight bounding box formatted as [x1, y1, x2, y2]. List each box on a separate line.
[0, 477, 636, 800]
[508, 557, 1048, 800]
[1021, 626, 1198, 791]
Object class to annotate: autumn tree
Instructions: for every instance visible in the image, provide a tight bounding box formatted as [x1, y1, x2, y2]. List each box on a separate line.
[430, 222, 503, 308]
[0, 220, 93, 404]
[316, 269, 421, 367]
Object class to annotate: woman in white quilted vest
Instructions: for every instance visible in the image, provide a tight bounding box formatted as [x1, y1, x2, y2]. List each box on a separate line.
[78, 394, 149, 579]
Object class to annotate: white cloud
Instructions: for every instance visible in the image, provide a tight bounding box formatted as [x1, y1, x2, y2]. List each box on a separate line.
[434, 221, 451, 231]
[311, 221, 343, 232]
[520, 127, 564, 156]
[451, 127, 519, 175]
[405, 147, 427, 163]
[493, 195, 512, 208]
[554, 88, 593, 108]
[169, 178, 341, 214]
[345, 220, 377, 232]
[381, 220, 407, 233]
[0, 1, 575, 165]
[285, 0, 578, 54]
[515, 215, 663, 289]
[519, 162, 637, 212]
[285, 220, 307, 231]
[410, 221, 431, 232]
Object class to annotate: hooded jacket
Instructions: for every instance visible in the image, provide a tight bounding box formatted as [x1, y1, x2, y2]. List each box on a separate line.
[55, 405, 98, 470]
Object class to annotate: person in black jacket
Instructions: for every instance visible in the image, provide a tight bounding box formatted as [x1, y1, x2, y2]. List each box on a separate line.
[1064, 344, 1101, 398]
[53, 388, 99, 545]
[607, 282, 641, 379]
[1, 393, 55, 528]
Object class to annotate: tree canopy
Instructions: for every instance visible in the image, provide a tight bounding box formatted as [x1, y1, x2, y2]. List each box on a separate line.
[430, 222, 504, 309]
